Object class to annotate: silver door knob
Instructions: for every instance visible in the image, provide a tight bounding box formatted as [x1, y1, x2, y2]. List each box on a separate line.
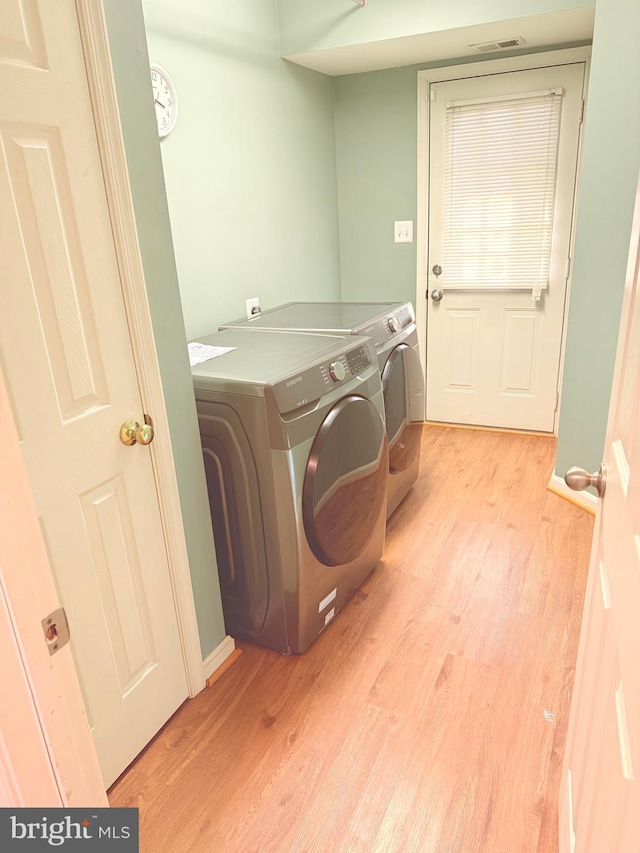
[431, 289, 444, 302]
[564, 464, 606, 498]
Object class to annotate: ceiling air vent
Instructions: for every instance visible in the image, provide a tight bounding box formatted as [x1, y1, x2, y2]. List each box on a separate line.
[470, 36, 526, 53]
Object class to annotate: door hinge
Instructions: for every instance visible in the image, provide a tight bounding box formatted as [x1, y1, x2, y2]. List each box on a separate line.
[41, 607, 70, 656]
[554, 391, 560, 412]
[579, 100, 584, 124]
[566, 255, 572, 280]
[430, 87, 436, 102]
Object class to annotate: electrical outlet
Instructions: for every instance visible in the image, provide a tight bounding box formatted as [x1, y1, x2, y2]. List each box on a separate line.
[394, 220, 414, 243]
[246, 297, 261, 319]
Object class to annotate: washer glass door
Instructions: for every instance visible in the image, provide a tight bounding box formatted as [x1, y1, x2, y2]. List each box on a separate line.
[382, 343, 423, 474]
[303, 395, 387, 567]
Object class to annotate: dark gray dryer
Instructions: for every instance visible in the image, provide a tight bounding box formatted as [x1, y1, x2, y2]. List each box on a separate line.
[190, 328, 388, 654]
[219, 302, 424, 517]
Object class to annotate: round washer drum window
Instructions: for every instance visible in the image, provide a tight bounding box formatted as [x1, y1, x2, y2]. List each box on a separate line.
[303, 395, 388, 567]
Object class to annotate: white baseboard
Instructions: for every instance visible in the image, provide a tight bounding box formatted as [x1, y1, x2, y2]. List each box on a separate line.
[203, 635, 236, 682]
[547, 473, 598, 515]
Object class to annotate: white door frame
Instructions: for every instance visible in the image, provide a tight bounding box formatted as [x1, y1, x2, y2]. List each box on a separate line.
[416, 46, 591, 433]
[74, 0, 205, 699]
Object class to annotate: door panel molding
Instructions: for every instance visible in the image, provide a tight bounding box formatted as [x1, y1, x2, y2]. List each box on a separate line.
[0, 370, 107, 806]
[415, 46, 591, 429]
[0, 0, 48, 69]
[75, 0, 205, 698]
[5, 126, 108, 417]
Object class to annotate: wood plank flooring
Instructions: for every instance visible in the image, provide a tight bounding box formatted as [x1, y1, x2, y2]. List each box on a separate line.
[109, 425, 593, 853]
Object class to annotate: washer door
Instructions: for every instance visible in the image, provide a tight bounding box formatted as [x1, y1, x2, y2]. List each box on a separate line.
[382, 343, 423, 474]
[303, 395, 388, 567]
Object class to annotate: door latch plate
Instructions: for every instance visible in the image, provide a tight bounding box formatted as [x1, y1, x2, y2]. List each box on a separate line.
[41, 607, 70, 656]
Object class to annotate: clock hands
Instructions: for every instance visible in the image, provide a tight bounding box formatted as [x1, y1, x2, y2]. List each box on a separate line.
[154, 98, 166, 109]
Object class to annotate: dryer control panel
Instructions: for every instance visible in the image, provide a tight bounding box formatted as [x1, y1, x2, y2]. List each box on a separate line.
[388, 304, 414, 333]
[359, 302, 416, 347]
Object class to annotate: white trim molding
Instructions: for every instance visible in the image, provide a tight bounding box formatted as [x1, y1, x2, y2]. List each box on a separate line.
[203, 636, 237, 682]
[76, 0, 205, 697]
[416, 46, 592, 425]
[548, 473, 598, 515]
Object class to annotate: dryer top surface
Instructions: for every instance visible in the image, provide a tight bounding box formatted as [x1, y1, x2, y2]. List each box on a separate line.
[220, 301, 405, 335]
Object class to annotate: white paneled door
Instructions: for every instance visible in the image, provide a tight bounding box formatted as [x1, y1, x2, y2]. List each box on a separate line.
[0, 1, 188, 785]
[426, 64, 585, 431]
[559, 178, 640, 851]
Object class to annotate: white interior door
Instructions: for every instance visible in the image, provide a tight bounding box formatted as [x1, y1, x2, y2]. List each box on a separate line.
[0, 0, 188, 786]
[426, 64, 585, 432]
[559, 177, 640, 850]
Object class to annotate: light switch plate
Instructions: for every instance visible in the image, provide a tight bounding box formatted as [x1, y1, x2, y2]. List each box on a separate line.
[394, 220, 414, 243]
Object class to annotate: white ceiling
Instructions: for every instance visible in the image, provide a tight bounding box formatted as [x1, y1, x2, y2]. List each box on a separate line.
[283, 7, 595, 77]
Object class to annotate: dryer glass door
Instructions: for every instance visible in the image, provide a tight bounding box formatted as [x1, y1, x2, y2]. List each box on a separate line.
[382, 343, 423, 474]
[303, 395, 388, 567]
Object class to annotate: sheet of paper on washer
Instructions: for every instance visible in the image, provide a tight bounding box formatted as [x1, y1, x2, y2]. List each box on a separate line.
[188, 342, 237, 366]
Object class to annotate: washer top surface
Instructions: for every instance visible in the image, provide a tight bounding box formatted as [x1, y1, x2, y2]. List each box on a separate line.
[190, 327, 361, 392]
[221, 302, 404, 334]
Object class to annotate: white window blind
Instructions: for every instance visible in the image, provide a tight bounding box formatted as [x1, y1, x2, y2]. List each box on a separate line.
[442, 89, 563, 298]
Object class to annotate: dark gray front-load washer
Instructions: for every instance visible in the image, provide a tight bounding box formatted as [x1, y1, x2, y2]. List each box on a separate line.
[219, 302, 424, 517]
[190, 328, 387, 654]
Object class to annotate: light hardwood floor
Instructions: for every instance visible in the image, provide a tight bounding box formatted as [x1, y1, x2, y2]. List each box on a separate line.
[109, 425, 593, 852]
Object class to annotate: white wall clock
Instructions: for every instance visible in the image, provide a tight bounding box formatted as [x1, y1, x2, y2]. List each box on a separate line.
[150, 63, 178, 138]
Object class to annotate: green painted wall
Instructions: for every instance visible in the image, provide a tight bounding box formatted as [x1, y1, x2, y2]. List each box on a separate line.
[335, 65, 418, 303]
[103, 0, 226, 658]
[277, 0, 593, 56]
[555, 0, 640, 480]
[142, 0, 341, 339]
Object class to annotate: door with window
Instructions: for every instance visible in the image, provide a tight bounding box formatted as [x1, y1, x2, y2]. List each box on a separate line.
[426, 63, 585, 432]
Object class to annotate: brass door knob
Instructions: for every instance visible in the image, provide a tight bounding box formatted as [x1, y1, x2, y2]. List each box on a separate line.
[119, 419, 154, 446]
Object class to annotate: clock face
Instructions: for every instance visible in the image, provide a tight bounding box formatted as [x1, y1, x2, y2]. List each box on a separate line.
[150, 64, 177, 138]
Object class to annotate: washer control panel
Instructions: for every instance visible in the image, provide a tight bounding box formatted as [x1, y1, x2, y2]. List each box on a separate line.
[321, 355, 348, 386]
[346, 343, 372, 376]
[271, 338, 377, 413]
[329, 361, 346, 382]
